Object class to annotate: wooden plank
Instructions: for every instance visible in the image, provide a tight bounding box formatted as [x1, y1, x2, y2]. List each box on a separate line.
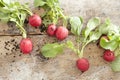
[0, 35, 116, 80]
[0, 0, 120, 35]
[0, 22, 43, 36]
[0, 0, 120, 80]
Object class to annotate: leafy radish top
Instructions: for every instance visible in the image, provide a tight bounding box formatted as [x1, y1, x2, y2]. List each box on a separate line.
[34, 0, 66, 27]
[0, 0, 33, 38]
[41, 17, 120, 72]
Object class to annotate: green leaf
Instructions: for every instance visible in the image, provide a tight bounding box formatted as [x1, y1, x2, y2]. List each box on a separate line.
[0, 12, 10, 21]
[100, 37, 119, 51]
[99, 19, 120, 35]
[0, 0, 31, 38]
[41, 43, 64, 57]
[108, 34, 120, 41]
[84, 17, 100, 39]
[66, 41, 74, 49]
[89, 30, 102, 42]
[34, 0, 65, 27]
[108, 24, 120, 35]
[80, 30, 101, 56]
[99, 25, 120, 51]
[70, 17, 83, 36]
[0, 7, 10, 13]
[0, 0, 5, 7]
[34, 0, 46, 7]
[111, 55, 120, 72]
[19, 12, 27, 25]
[99, 23, 109, 35]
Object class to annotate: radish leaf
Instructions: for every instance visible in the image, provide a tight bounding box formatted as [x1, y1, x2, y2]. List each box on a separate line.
[0, 0, 32, 38]
[111, 55, 120, 71]
[34, 0, 66, 27]
[34, 0, 46, 7]
[70, 17, 83, 36]
[84, 17, 100, 39]
[100, 37, 119, 51]
[99, 19, 119, 35]
[41, 43, 64, 57]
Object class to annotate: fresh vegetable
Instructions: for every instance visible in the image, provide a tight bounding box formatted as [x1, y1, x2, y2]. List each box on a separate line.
[76, 58, 89, 72]
[100, 35, 119, 51]
[47, 24, 56, 36]
[29, 14, 42, 27]
[55, 26, 68, 40]
[41, 41, 77, 58]
[99, 19, 120, 51]
[32, 1, 120, 72]
[69, 17, 101, 58]
[41, 43, 64, 57]
[69, 17, 101, 72]
[0, 0, 34, 54]
[99, 18, 120, 35]
[20, 38, 33, 54]
[69, 16, 83, 55]
[0, 0, 33, 38]
[79, 30, 101, 57]
[69, 17, 83, 36]
[84, 17, 100, 40]
[98, 19, 120, 71]
[103, 50, 115, 62]
[34, 0, 67, 27]
[2, 0, 120, 73]
[41, 17, 101, 72]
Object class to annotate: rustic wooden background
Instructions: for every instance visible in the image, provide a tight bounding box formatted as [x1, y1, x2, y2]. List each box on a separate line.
[0, 0, 120, 80]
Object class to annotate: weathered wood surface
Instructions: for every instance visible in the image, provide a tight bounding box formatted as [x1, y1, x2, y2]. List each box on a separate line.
[0, 35, 116, 80]
[0, 0, 120, 80]
[0, 0, 120, 35]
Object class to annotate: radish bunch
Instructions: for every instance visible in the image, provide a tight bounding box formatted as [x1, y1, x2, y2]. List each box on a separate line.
[0, 1, 43, 54]
[99, 36, 116, 62]
[20, 14, 42, 54]
[47, 24, 68, 40]
[1, 0, 119, 73]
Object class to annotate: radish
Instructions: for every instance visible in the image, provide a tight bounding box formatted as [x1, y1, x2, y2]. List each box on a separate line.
[29, 14, 42, 27]
[55, 26, 68, 40]
[103, 50, 115, 62]
[47, 24, 56, 36]
[20, 38, 33, 54]
[76, 58, 89, 72]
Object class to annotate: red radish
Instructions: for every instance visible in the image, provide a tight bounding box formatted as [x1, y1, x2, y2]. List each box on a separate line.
[20, 38, 33, 54]
[55, 26, 68, 40]
[47, 24, 56, 36]
[103, 50, 115, 62]
[76, 58, 89, 72]
[29, 14, 42, 27]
